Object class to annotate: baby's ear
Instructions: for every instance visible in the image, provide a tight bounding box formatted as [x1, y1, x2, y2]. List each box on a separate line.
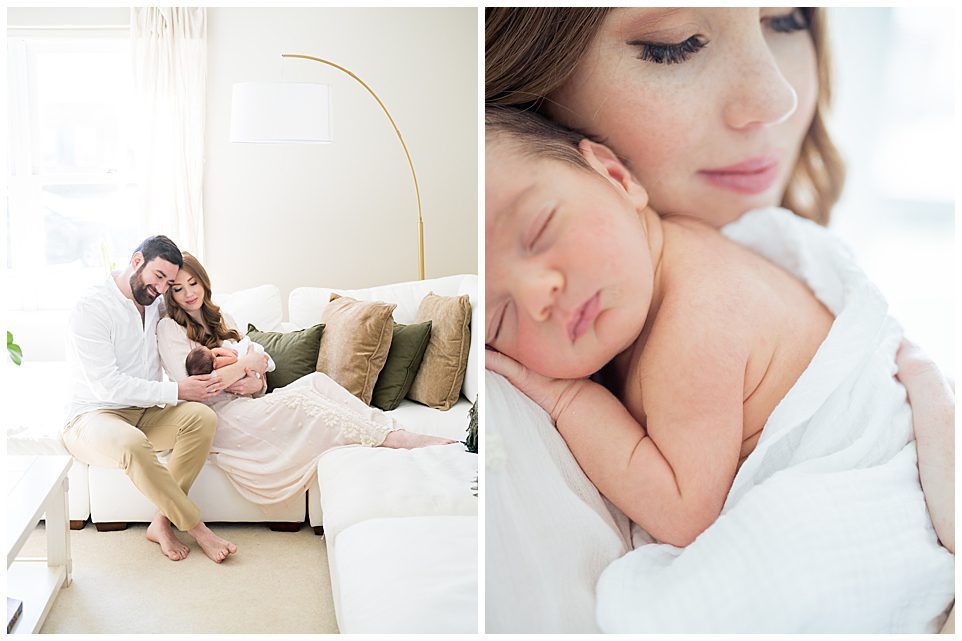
[578, 139, 649, 211]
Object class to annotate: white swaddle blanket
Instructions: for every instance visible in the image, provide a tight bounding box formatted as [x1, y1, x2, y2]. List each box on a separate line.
[596, 207, 954, 632]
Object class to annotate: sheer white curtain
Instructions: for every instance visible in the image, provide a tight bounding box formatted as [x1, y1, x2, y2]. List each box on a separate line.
[131, 7, 207, 260]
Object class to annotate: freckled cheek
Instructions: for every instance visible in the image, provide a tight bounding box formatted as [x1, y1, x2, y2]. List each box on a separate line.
[604, 98, 705, 199]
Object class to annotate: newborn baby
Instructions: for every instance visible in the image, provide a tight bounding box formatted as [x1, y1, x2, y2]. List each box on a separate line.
[484, 107, 834, 546]
[185, 336, 275, 377]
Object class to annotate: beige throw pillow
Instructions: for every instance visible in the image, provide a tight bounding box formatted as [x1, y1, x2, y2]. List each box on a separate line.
[407, 292, 471, 410]
[316, 294, 396, 404]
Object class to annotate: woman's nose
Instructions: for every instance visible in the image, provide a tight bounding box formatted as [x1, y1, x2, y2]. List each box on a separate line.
[722, 39, 798, 130]
[520, 268, 564, 321]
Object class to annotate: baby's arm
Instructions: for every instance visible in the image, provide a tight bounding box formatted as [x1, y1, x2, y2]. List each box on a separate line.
[487, 318, 747, 547]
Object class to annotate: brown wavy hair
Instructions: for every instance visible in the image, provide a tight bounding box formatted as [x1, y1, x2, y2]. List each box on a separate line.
[163, 252, 241, 349]
[486, 7, 845, 226]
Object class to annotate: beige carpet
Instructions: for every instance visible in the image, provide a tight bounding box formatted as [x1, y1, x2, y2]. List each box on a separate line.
[21, 522, 338, 634]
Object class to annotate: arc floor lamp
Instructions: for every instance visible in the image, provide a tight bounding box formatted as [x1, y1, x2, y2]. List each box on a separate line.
[230, 53, 425, 280]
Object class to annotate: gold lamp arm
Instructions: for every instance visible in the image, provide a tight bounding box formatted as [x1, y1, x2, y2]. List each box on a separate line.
[283, 53, 424, 280]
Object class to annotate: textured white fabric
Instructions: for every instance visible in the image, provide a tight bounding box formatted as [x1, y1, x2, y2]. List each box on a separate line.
[333, 516, 477, 633]
[158, 319, 399, 506]
[131, 7, 207, 258]
[485, 372, 632, 633]
[597, 207, 954, 633]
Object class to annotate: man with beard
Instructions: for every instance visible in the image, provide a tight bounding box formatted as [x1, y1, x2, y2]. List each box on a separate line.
[63, 236, 237, 563]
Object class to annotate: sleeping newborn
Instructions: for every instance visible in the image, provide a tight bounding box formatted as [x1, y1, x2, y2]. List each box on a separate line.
[485, 106, 832, 546]
[184, 336, 275, 377]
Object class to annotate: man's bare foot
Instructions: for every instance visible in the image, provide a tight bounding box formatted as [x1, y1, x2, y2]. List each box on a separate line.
[146, 513, 189, 561]
[381, 429, 458, 449]
[187, 521, 238, 563]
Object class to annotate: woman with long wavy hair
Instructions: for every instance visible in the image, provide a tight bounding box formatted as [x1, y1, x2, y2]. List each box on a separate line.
[485, 7, 954, 631]
[156, 252, 455, 508]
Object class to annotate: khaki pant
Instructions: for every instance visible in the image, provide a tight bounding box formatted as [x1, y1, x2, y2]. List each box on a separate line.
[62, 402, 217, 531]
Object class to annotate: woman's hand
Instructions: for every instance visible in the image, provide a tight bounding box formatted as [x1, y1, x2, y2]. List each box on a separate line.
[896, 338, 955, 554]
[211, 347, 238, 370]
[241, 345, 269, 375]
[485, 347, 589, 422]
[225, 369, 266, 397]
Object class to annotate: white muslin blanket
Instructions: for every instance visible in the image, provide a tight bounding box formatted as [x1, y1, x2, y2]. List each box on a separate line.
[596, 207, 954, 633]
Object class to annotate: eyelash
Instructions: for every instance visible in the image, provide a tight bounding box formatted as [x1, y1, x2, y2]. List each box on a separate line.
[766, 9, 808, 34]
[491, 302, 509, 345]
[529, 208, 555, 250]
[632, 9, 808, 66]
[634, 35, 706, 65]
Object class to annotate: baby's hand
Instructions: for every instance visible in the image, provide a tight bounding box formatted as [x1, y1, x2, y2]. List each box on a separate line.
[211, 347, 238, 369]
[485, 347, 588, 423]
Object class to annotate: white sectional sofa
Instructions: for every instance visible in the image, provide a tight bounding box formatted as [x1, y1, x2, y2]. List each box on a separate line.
[3, 273, 479, 633]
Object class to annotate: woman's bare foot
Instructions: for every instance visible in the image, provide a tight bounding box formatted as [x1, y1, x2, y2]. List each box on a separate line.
[146, 513, 189, 561]
[381, 429, 458, 449]
[187, 521, 238, 563]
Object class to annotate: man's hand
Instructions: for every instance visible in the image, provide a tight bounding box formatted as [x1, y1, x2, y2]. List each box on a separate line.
[485, 347, 588, 422]
[225, 369, 266, 396]
[177, 374, 227, 402]
[211, 347, 238, 370]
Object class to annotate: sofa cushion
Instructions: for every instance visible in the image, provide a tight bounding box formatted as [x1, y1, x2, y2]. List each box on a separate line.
[333, 516, 477, 633]
[407, 293, 471, 410]
[316, 443, 477, 539]
[215, 284, 284, 333]
[371, 321, 432, 411]
[247, 323, 324, 392]
[316, 295, 396, 405]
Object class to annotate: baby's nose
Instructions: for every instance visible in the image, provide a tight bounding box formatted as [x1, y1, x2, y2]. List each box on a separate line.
[522, 268, 563, 321]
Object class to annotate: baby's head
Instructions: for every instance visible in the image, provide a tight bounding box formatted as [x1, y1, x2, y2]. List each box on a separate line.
[185, 345, 214, 376]
[485, 107, 659, 379]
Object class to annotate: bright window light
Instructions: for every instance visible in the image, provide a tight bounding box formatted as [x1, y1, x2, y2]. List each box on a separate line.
[5, 34, 143, 311]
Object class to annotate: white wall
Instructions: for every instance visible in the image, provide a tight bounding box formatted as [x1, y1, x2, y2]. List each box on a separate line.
[5, 7, 478, 360]
[204, 7, 478, 313]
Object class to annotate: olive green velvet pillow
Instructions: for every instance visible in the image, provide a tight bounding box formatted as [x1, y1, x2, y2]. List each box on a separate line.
[247, 323, 324, 393]
[370, 321, 433, 411]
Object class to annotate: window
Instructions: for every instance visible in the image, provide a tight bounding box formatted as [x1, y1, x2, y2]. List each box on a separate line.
[5, 32, 143, 311]
[828, 8, 954, 376]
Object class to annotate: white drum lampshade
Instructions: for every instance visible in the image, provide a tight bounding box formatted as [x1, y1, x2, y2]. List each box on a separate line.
[230, 82, 332, 144]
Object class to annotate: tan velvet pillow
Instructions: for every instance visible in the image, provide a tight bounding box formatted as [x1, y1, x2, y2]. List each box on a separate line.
[407, 292, 472, 410]
[316, 294, 397, 404]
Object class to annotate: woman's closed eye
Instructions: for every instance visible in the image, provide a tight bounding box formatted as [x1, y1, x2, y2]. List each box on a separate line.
[630, 34, 707, 65]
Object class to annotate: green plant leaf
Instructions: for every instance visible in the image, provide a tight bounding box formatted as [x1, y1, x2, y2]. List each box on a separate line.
[7, 330, 22, 365]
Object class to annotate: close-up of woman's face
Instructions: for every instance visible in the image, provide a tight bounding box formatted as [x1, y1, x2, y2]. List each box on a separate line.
[547, 7, 818, 228]
[170, 268, 206, 313]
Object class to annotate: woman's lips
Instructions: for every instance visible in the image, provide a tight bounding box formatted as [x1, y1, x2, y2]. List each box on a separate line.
[184, 297, 198, 305]
[568, 291, 601, 343]
[698, 154, 779, 195]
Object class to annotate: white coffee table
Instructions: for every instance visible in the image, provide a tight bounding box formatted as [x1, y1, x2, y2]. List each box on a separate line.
[6, 455, 72, 634]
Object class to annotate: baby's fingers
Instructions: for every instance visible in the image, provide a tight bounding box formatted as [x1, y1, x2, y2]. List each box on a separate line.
[485, 348, 523, 381]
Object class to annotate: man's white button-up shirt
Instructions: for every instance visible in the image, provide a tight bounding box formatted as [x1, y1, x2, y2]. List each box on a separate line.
[65, 274, 179, 423]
